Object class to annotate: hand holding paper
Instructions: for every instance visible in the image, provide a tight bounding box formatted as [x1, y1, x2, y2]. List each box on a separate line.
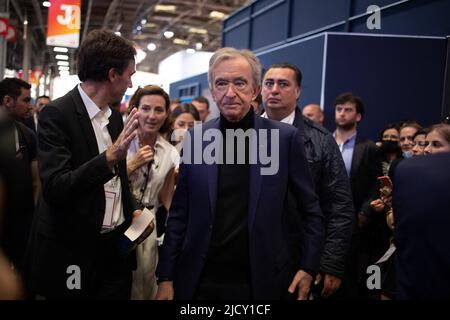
[125, 208, 155, 244]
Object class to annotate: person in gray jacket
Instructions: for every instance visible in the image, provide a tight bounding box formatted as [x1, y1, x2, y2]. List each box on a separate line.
[261, 63, 354, 298]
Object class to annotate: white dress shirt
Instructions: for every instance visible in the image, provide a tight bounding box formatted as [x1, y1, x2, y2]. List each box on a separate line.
[78, 84, 124, 233]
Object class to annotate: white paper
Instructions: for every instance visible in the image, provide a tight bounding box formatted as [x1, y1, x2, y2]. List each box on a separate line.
[124, 207, 154, 242]
[376, 243, 396, 264]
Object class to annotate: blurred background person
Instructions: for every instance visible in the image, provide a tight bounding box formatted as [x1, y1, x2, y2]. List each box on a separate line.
[191, 96, 210, 122]
[126, 85, 179, 300]
[168, 103, 200, 153]
[302, 103, 324, 126]
[411, 129, 428, 157]
[169, 98, 181, 112]
[377, 123, 402, 175]
[398, 121, 422, 158]
[424, 123, 450, 155]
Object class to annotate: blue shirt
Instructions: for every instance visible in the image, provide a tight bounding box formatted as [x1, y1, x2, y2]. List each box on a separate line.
[334, 132, 356, 177]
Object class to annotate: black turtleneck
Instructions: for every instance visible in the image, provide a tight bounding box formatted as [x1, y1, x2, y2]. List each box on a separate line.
[200, 108, 254, 290]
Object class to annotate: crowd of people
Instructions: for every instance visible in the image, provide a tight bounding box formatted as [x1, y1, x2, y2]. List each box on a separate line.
[0, 29, 449, 300]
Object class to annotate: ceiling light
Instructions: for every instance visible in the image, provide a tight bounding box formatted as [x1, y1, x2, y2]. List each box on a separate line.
[59, 71, 70, 76]
[42, 1, 51, 7]
[57, 61, 69, 66]
[24, 20, 28, 25]
[155, 4, 176, 12]
[53, 47, 68, 53]
[144, 23, 158, 28]
[115, 31, 121, 36]
[173, 38, 189, 45]
[164, 31, 174, 39]
[136, 25, 142, 31]
[209, 11, 226, 19]
[141, 19, 147, 25]
[188, 27, 208, 35]
[186, 48, 195, 54]
[58, 66, 70, 71]
[55, 54, 69, 60]
[147, 43, 156, 51]
[135, 48, 147, 64]
[195, 42, 203, 50]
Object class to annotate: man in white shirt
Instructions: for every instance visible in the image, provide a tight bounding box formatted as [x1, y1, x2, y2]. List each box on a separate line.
[28, 30, 154, 299]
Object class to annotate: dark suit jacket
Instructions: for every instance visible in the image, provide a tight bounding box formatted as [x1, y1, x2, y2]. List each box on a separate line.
[292, 109, 354, 279]
[394, 153, 450, 299]
[28, 86, 137, 297]
[156, 115, 324, 299]
[349, 136, 382, 218]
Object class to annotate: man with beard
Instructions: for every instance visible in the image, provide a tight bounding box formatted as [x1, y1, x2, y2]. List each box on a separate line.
[28, 30, 154, 299]
[333, 93, 383, 299]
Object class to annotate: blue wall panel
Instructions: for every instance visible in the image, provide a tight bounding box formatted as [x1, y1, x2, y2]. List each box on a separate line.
[323, 34, 447, 140]
[223, 6, 251, 29]
[291, 0, 349, 37]
[223, 23, 251, 49]
[350, 0, 450, 36]
[257, 35, 326, 108]
[351, 0, 402, 16]
[251, 2, 289, 50]
[169, 73, 209, 99]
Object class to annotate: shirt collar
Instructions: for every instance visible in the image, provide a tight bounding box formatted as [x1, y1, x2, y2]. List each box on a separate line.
[333, 131, 357, 145]
[261, 109, 296, 125]
[77, 84, 111, 121]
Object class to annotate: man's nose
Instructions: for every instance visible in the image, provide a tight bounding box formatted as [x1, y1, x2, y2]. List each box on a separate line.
[225, 84, 237, 97]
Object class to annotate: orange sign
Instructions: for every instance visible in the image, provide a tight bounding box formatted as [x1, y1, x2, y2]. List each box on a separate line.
[46, 0, 81, 48]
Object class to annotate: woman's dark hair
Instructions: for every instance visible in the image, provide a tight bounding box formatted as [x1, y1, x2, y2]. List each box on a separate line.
[128, 85, 171, 133]
[77, 30, 136, 82]
[167, 103, 200, 145]
[379, 123, 400, 141]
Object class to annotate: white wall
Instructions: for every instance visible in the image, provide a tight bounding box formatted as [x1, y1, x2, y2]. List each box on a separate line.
[158, 50, 213, 92]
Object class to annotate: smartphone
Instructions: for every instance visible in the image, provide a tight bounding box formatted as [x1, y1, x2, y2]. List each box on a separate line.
[377, 176, 393, 189]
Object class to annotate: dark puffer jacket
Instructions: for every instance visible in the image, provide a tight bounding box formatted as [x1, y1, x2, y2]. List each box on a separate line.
[293, 110, 354, 278]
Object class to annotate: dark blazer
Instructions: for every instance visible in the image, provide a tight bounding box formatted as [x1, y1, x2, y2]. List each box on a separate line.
[292, 109, 354, 279]
[28, 86, 137, 297]
[350, 136, 382, 218]
[394, 153, 450, 299]
[156, 115, 324, 300]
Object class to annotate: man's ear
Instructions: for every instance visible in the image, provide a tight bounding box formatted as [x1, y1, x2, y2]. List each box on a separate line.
[2, 95, 15, 108]
[356, 113, 362, 123]
[295, 87, 301, 100]
[253, 85, 261, 100]
[108, 68, 117, 82]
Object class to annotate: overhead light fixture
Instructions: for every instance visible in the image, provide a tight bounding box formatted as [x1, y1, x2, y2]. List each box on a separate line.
[42, 1, 51, 8]
[173, 38, 189, 45]
[55, 54, 69, 60]
[195, 42, 203, 50]
[186, 48, 195, 54]
[53, 47, 68, 53]
[147, 43, 156, 51]
[188, 27, 208, 35]
[57, 61, 69, 66]
[58, 66, 70, 71]
[59, 71, 70, 76]
[141, 19, 147, 25]
[24, 19, 28, 25]
[164, 31, 174, 39]
[136, 25, 142, 31]
[144, 22, 158, 28]
[135, 48, 147, 64]
[115, 31, 121, 36]
[155, 4, 176, 12]
[209, 11, 226, 19]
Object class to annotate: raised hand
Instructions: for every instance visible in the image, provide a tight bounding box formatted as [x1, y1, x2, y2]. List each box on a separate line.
[106, 108, 140, 168]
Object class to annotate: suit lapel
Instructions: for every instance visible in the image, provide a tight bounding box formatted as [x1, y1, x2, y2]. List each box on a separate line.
[350, 136, 364, 180]
[248, 116, 263, 232]
[205, 120, 219, 218]
[72, 87, 99, 158]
